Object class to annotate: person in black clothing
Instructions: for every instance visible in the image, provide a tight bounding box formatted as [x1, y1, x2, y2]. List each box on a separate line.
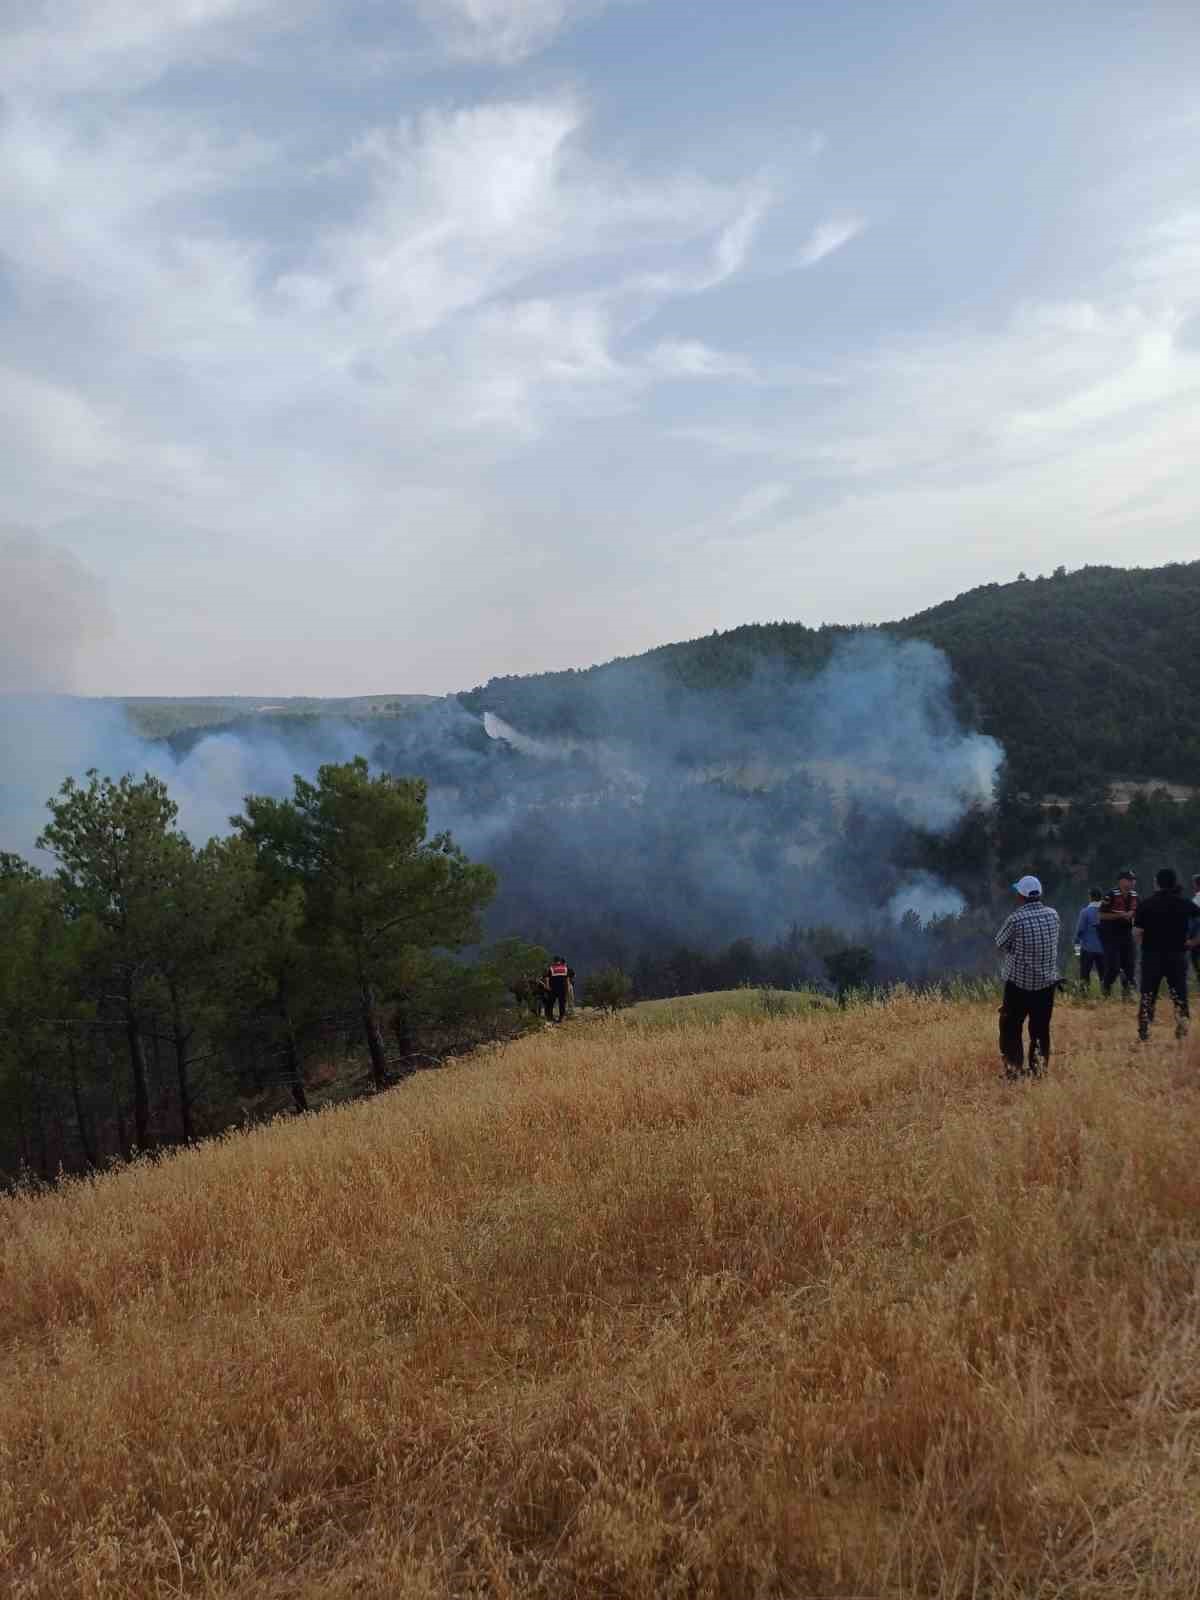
[537, 973, 555, 1021]
[544, 956, 575, 1022]
[1099, 869, 1138, 998]
[1133, 868, 1200, 1042]
[1192, 874, 1200, 985]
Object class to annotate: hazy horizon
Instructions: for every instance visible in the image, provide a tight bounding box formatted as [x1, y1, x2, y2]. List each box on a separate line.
[49, 553, 1200, 699]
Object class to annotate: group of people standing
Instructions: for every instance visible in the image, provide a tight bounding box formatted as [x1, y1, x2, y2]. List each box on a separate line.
[994, 868, 1200, 1080]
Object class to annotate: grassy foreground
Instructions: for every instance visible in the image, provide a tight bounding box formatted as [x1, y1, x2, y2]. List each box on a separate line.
[2, 996, 1199, 1598]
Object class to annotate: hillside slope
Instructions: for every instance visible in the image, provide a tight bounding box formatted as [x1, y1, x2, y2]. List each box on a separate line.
[3, 998, 1199, 1597]
[460, 561, 1200, 793]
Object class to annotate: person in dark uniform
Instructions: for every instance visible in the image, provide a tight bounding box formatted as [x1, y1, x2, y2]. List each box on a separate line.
[1133, 868, 1200, 1042]
[1099, 869, 1138, 998]
[545, 956, 575, 1022]
[537, 972, 555, 1021]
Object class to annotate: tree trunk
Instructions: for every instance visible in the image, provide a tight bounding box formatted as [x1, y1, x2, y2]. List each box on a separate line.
[66, 1029, 99, 1171]
[393, 999, 414, 1061]
[15, 1082, 31, 1173]
[360, 983, 389, 1090]
[32, 1061, 50, 1183]
[169, 983, 195, 1144]
[125, 1009, 153, 1152]
[52, 1102, 69, 1179]
[276, 981, 308, 1114]
[106, 1035, 130, 1163]
[151, 1018, 170, 1126]
[284, 1034, 308, 1113]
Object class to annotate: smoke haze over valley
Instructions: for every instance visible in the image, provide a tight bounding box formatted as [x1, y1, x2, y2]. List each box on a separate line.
[3, 528, 1008, 967]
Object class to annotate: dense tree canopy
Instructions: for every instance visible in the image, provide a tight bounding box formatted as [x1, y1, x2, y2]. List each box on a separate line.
[0, 761, 510, 1182]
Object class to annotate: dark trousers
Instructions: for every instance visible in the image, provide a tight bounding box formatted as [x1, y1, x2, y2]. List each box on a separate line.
[1079, 949, 1104, 986]
[550, 982, 568, 1021]
[540, 988, 555, 1020]
[1138, 950, 1189, 1038]
[999, 981, 1055, 1077]
[1101, 929, 1136, 996]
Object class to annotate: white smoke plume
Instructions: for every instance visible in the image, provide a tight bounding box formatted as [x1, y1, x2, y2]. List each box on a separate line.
[1, 528, 112, 694]
[1, 537, 1004, 970]
[0, 531, 364, 855]
[887, 873, 968, 925]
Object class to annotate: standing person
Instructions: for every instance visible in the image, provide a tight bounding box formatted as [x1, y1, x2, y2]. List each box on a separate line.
[995, 875, 1061, 1079]
[1133, 868, 1199, 1042]
[545, 956, 576, 1023]
[537, 972, 555, 1021]
[1074, 887, 1105, 987]
[1192, 874, 1200, 985]
[1099, 869, 1138, 998]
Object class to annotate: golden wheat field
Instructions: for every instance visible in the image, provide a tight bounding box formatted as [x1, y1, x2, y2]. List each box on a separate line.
[2, 994, 1199, 1599]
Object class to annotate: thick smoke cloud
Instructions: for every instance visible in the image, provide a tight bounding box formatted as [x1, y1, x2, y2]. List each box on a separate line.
[428, 635, 1002, 959]
[0, 532, 369, 856]
[1, 564, 1002, 965]
[1, 530, 117, 852]
[1, 528, 112, 694]
[0, 699, 370, 861]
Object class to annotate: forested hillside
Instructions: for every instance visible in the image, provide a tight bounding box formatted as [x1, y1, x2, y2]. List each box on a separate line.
[460, 562, 1200, 794]
[0, 762, 545, 1183]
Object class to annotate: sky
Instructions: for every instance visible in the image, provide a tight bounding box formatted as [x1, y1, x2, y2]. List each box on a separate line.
[2, 0, 1198, 696]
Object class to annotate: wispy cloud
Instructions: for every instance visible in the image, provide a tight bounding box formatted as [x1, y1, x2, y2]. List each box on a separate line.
[0, 68, 767, 590]
[0, 0, 305, 94]
[796, 215, 866, 268]
[412, 0, 616, 63]
[664, 206, 1200, 621]
[728, 481, 792, 527]
[645, 340, 753, 380]
[1, 2, 1196, 689]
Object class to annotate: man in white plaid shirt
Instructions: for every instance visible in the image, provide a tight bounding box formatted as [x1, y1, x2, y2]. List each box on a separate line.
[994, 874, 1060, 1079]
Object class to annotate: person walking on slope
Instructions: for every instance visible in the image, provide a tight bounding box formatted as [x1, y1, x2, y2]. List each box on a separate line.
[1133, 868, 1200, 1042]
[545, 956, 575, 1023]
[995, 875, 1061, 1080]
[1099, 869, 1138, 998]
[1192, 874, 1200, 986]
[1074, 887, 1105, 987]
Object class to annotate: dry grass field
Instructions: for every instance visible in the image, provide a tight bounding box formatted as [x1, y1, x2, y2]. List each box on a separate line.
[2, 993, 1199, 1599]
[624, 988, 834, 1027]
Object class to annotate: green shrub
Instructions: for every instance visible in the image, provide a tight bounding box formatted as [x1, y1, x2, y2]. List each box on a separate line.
[586, 965, 634, 1011]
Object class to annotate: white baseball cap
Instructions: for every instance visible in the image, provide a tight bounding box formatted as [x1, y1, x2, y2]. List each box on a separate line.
[1012, 874, 1042, 897]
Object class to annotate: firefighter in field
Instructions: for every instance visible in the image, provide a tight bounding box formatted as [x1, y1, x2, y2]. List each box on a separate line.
[544, 956, 576, 1023]
[1099, 869, 1138, 998]
[537, 971, 555, 1021]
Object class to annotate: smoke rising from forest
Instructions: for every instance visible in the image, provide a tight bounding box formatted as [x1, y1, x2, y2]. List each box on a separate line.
[2, 537, 1003, 966]
[1, 529, 112, 695]
[443, 635, 1002, 960]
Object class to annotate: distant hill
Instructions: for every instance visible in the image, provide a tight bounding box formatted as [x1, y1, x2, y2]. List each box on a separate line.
[114, 694, 438, 741]
[459, 562, 1200, 795]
